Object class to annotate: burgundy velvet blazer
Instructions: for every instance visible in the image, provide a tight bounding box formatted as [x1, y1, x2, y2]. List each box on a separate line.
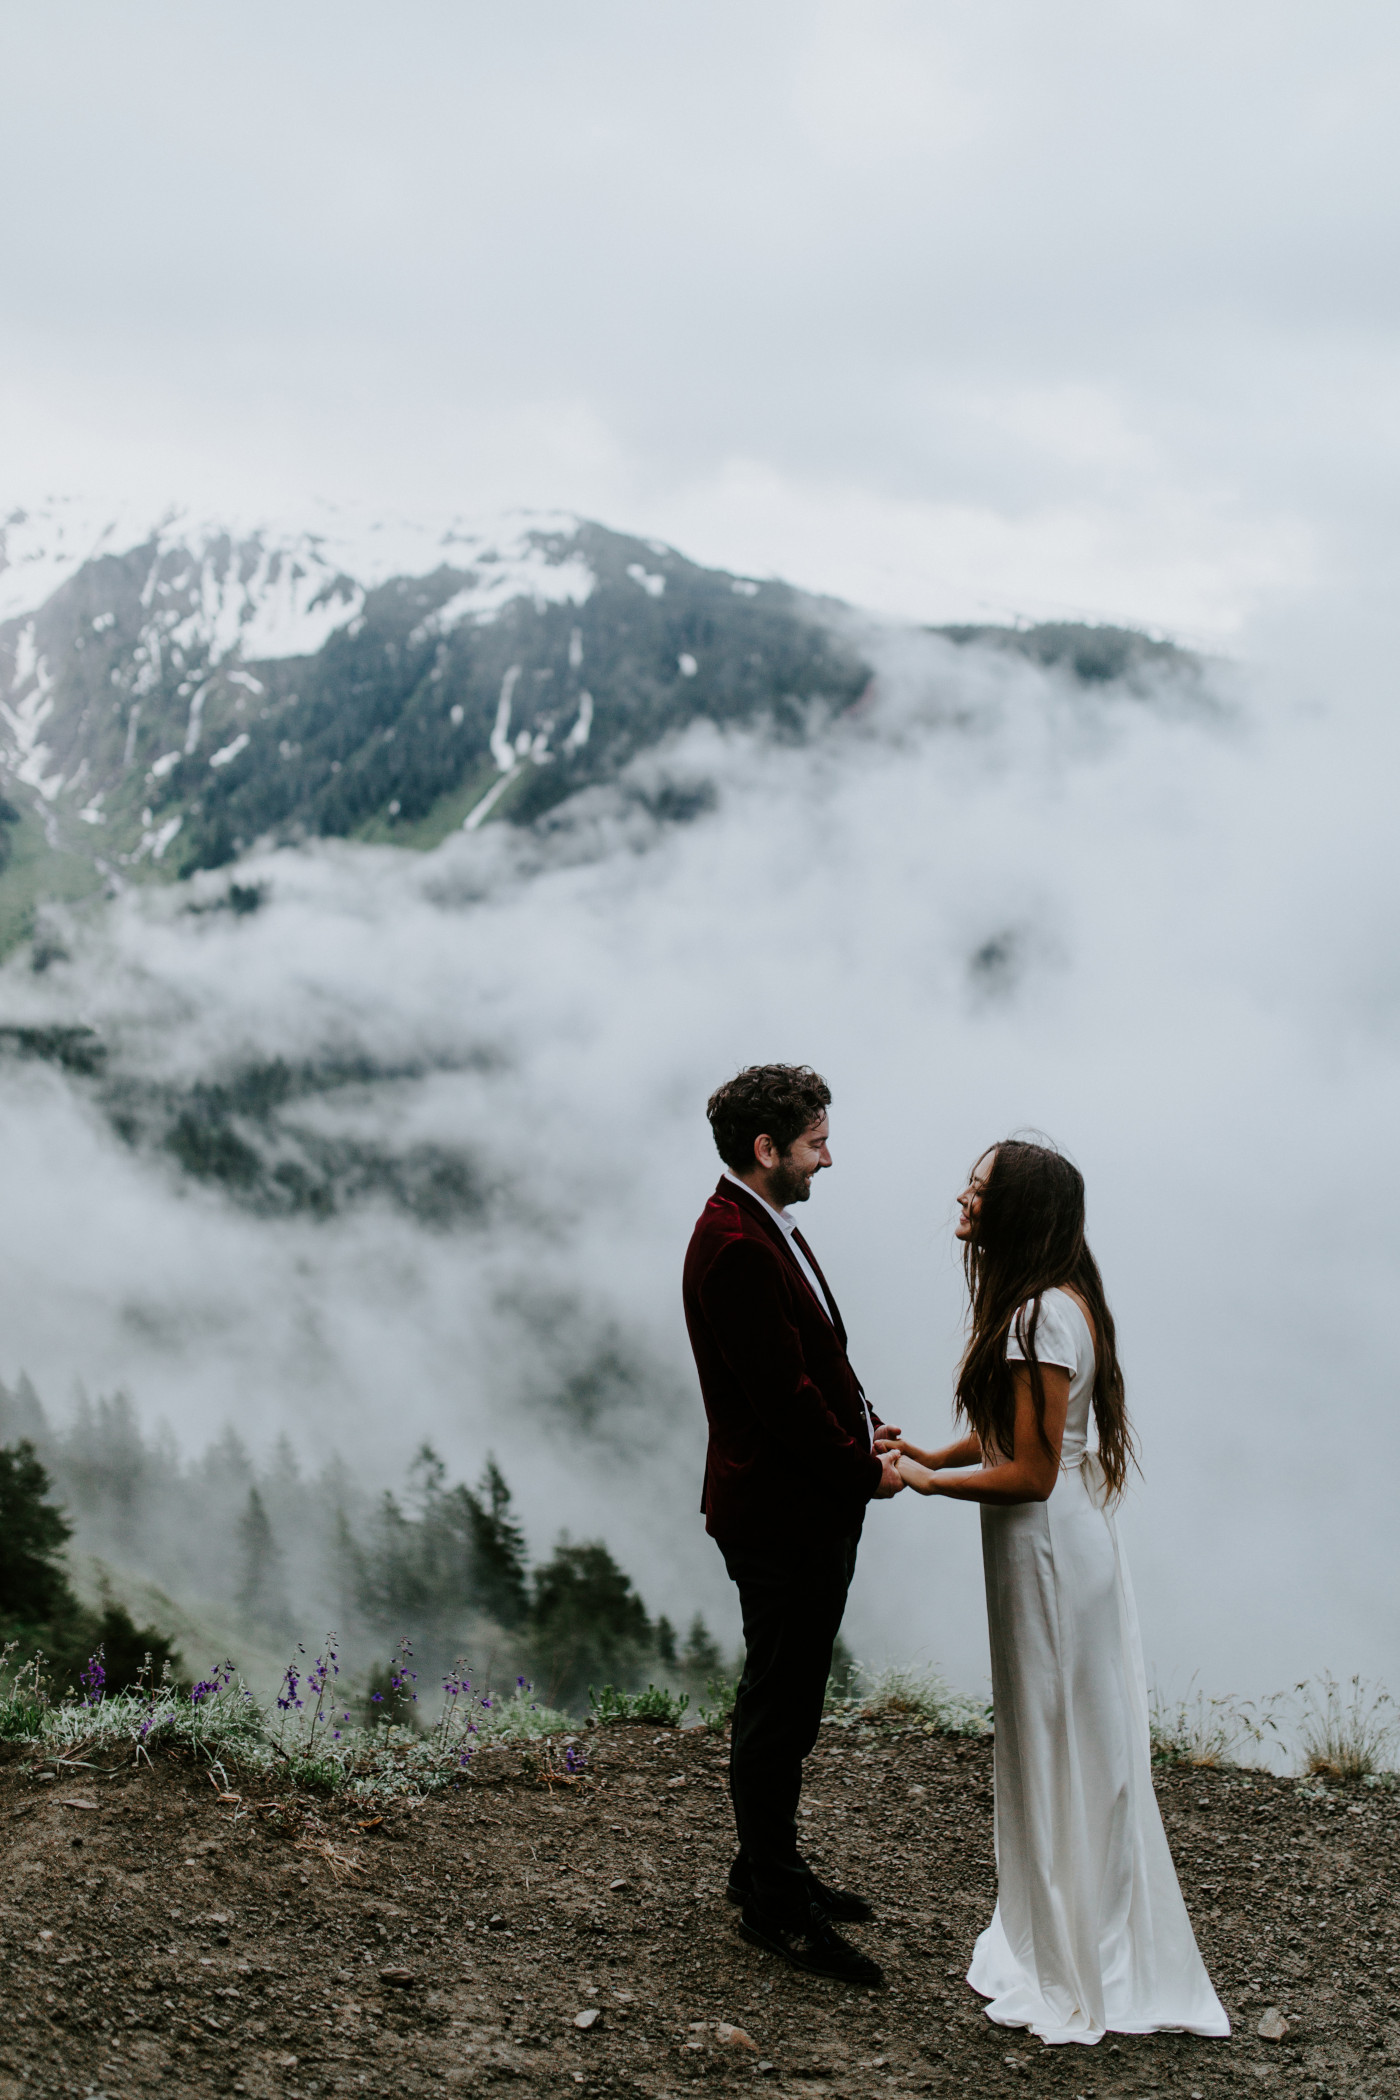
[683, 1176, 884, 1550]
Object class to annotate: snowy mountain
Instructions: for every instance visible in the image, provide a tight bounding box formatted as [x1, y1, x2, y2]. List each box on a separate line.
[0, 504, 1194, 956]
[0, 514, 1286, 1698]
[0, 509, 876, 936]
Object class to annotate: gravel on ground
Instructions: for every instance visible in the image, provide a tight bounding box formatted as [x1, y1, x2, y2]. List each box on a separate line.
[0, 1721, 1395, 2099]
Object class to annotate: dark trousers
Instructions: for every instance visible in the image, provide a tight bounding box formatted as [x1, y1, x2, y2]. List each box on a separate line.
[719, 1528, 859, 1924]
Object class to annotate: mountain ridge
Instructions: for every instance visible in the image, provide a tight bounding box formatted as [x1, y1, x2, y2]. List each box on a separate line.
[0, 508, 1198, 958]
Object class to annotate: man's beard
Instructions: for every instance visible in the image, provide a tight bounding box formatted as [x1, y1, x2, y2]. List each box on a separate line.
[769, 1159, 813, 1207]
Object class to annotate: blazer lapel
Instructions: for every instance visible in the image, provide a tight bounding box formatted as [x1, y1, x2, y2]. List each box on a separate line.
[789, 1225, 847, 1349]
[721, 1179, 844, 1343]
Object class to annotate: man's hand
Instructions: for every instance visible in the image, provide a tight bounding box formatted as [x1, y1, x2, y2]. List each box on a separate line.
[871, 1448, 905, 1499]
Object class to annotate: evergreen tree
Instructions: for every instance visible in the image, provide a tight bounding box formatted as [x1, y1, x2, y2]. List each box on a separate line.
[197, 1423, 255, 1504]
[528, 1536, 652, 1711]
[416, 1485, 480, 1628]
[0, 1374, 50, 1450]
[270, 1432, 303, 1490]
[329, 1503, 369, 1634]
[0, 788, 18, 874]
[342, 1452, 530, 1643]
[0, 1441, 76, 1625]
[407, 1442, 447, 1512]
[355, 1490, 434, 1627]
[61, 1390, 150, 1548]
[681, 1613, 724, 1679]
[79, 1593, 182, 1698]
[236, 1487, 292, 1636]
[460, 1456, 529, 1626]
[654, 1615, 678, 1665]
[0, 1440, 178, 1692]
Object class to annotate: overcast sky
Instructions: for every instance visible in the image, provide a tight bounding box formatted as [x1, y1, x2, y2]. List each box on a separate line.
[4, 1, 1400, 635]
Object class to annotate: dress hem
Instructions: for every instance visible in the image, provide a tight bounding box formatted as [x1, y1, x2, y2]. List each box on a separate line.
[972, 1978, 1231, 2046]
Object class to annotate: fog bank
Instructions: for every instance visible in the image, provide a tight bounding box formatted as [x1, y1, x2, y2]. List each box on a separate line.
[1, 621, 1396, 1703]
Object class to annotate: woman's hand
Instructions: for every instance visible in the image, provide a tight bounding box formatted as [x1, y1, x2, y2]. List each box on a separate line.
[896, 1453, 940, 1495]
[876, 1433, 936, 1466]
[910, 1369, 1069, 1507]
[877, 1431, 983, 1472]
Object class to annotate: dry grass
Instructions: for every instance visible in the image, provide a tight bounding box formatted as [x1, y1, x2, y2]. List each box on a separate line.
[837, 1661, 992, 1736]
[1148, 1679, 1282, 1768]
[1296, 1672, 1399, 1781]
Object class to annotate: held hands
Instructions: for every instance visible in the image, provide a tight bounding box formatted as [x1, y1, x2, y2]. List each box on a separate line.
[874, 1432, 942, 1497]
[869, 1420, 906, 1499]
[871, 1446, 905, 1499]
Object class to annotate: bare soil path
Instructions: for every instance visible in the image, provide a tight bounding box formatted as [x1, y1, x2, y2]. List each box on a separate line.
[0, 1722, 1394, 2099]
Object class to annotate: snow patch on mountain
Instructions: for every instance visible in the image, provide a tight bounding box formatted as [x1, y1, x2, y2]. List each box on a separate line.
[1, 499, 596, 630]
[160, 541, 364, 662]
[423, 551, 595, 635]
[0, 499, 156, 623]
[0, 654, 61, 800]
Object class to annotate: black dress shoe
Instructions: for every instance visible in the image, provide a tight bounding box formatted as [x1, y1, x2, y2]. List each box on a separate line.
[802, 1873, 874, 1924]
[726, 1866, 874, 1924]
[738, 1899, 884, 1988]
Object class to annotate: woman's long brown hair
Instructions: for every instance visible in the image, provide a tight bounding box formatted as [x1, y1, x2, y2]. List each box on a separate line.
[956, 1138, 1136, 1500]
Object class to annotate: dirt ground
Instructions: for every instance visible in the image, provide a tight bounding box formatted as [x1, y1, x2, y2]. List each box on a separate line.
[0, 1720, 1395, 2100]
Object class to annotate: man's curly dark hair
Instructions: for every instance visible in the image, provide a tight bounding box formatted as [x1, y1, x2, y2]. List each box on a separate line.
[706, 1064, 832, 1173]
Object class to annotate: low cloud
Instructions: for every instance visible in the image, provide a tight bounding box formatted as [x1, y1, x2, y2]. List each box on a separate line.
[1, 620, 1397, 1701]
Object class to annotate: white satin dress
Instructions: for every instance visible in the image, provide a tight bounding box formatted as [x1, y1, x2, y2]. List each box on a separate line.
[967, 1289, 1229, 2046]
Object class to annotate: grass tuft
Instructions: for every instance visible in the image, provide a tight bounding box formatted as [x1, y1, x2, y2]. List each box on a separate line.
[697, 1675, 739, 1734]
[588, 1682, 690, 1728]
[1295, 1673, 1399, 1782]
[832, 1661, 992, 1736]
[1148, 1679, 1282, 1769]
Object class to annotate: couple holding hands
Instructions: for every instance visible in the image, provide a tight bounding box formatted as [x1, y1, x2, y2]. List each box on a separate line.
[682, 1063, 1228, 2048]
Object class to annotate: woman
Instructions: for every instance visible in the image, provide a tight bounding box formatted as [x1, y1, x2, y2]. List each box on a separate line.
[882, 1139, 1228, 2046]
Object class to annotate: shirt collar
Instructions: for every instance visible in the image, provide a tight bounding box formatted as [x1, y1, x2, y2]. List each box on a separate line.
[722, 1166, 798, 1237]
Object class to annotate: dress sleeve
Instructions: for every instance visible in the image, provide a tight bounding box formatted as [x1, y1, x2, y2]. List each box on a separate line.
[1005, 1293, 1079, 1374]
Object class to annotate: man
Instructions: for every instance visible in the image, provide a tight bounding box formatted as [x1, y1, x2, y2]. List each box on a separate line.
[682, 1063, 903, 1988]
